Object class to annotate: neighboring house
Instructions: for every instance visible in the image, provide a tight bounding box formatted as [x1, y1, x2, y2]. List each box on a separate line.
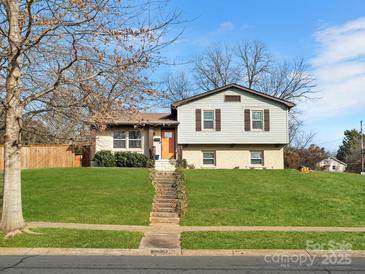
[91, 83, 295, 169]
[317, 157, 347, 172]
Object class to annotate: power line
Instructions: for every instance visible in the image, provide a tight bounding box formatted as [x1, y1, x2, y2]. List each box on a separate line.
[316, 139, 343, 145]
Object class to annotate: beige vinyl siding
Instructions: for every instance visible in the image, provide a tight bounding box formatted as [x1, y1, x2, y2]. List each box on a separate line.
[182, 144, 284, 169]
[177, 87, 289, 144]
[96, 127, 149, 156]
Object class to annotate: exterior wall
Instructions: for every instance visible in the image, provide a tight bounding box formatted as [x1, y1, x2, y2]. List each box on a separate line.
[182, 144, 285, 169]
[153, 127, 162, 159]
[177, 87, 289, 144]
[318, 158, 346, 172]
[95, 126, 149, 156]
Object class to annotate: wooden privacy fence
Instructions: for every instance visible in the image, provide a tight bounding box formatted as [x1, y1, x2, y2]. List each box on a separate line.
[0, 144, 80, 169]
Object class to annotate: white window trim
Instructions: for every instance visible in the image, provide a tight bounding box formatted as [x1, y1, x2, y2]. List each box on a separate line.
[113, 129, 143, 151]
[202, 151, 216, 167]
[251, 109, 264, 131]
[113, 130, 127, 149]
[202, 110, 215, 131]
[128, 130, 143, 149]
[250, 150, 264, 166]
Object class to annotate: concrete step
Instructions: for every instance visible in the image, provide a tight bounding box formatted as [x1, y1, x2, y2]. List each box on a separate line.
[155, 185, 175, 189]
[154, 181, 176, 186]
[154, 197, 178, 202]
[153, 178, 176, 182]
[154, 176, 176, 179]
[152, 206, 176, 213]
[153, 199, 177, 206]
[154, 172, 176, 177]
[151, 212, 178, 218]
[153, 202, 176, 208]
[156, 190, 175, 195]
[156, 194, 177, 199]
[150, 216, 180, 224]
[153, 172, 176, 176]
[154, 181, 176, 184]
[156, 186, 175, 191]
[154, 202, 177, 208]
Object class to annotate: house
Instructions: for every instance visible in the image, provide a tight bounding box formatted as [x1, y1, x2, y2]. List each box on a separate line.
[317, 157, 347, 172]
[91, 83, 295, 169]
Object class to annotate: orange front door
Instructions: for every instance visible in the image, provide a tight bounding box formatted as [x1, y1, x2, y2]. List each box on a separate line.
[161, 129, 175, 160]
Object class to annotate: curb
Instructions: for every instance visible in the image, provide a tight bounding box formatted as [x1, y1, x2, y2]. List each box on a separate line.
[0, 248, 365, 257]
[0, 248, 181, 256]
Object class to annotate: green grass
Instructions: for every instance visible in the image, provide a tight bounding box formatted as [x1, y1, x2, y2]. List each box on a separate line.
[181, 231, 365, 250]
[181, 169, 365, 226]
[0, 228, 142, 248]
[16, 168, 153, 225]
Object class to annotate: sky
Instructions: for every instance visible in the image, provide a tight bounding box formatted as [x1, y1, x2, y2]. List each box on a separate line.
[157, 0, 365, 152]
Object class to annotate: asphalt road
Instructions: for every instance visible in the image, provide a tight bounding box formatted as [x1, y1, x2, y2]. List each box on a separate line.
[0, 256, 365, 273]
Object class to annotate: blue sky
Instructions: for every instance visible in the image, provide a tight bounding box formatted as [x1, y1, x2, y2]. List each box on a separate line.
[157, 0, 365, 152]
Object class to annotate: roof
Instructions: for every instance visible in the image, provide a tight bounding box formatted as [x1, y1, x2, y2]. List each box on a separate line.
[328, 157, 348, 166]
[171, 83, 296, 109]
[106, 112, 178, 126]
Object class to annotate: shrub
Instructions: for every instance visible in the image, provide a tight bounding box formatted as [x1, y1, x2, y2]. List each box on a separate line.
[115, 151, 151, 167]
[115, 151, 128, 167]
[176, 158, 188, 169]
[175, 168, 188, 217]
[94, 150, 116, 167]
[146, 159, 155, 168]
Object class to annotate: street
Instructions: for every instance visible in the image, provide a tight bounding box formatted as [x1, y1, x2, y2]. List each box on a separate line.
[1, 256, 365, 273]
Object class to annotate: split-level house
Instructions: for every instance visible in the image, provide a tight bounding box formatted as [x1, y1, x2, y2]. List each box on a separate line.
[91, 83, 295, 169]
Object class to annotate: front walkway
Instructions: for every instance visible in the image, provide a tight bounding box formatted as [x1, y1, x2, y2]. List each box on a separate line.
[138, 224, 180, 249]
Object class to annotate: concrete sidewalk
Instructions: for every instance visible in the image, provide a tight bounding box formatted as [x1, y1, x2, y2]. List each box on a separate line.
[180, 226, 365, 232]
[28, 222, 365, 233]
[28, 222, 148, 232]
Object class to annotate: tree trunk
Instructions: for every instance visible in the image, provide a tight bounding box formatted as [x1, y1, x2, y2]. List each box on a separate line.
[0, 0, 25, 233]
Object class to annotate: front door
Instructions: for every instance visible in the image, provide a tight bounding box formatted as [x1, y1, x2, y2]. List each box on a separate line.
[161, 129, 175, 160]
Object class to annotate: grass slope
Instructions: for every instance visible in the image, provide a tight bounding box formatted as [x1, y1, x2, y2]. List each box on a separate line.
[181, 169, 365, 226]
[181, 231, 365, 250]
[0, 228, 142, 248]
[19, 168, 153, 225]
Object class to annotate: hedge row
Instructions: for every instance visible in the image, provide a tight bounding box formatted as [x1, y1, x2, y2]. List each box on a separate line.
[94, 150, 154, 168]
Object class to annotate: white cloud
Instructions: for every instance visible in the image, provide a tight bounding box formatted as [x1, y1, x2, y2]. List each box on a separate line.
[304, 17, 365, 120]
[216, 21, 234, 33]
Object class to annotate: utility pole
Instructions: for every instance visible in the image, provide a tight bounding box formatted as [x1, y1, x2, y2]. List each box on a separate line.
[361, 120, 364, 175]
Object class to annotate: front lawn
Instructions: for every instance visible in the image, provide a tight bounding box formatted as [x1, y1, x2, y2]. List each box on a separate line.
[0, 228, 142, 248]
[181, 169, 365, 226]
[8, 168, 153, 225]
[181, 231, 365, 250]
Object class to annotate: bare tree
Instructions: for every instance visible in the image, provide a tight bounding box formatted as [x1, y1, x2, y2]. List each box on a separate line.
[194, 47, 240, 91]
[0, 0, 180, 236]
[159, 71, 193, 107]
[258, 58, 316, 101]
[256, 58, 317, 146]
[236, 41, 271, 89]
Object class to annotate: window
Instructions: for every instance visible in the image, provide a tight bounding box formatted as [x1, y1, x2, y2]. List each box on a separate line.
[129, 130, 142, 148]
[203, 110, 214, 129]
[332, 165, 336, 170]
[252, 110, 263, 130]
[113, 130, 142, 149]
[250, 151, 264, 165]
[202, 151, 215, 166]
[113, 131, 126, 148]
